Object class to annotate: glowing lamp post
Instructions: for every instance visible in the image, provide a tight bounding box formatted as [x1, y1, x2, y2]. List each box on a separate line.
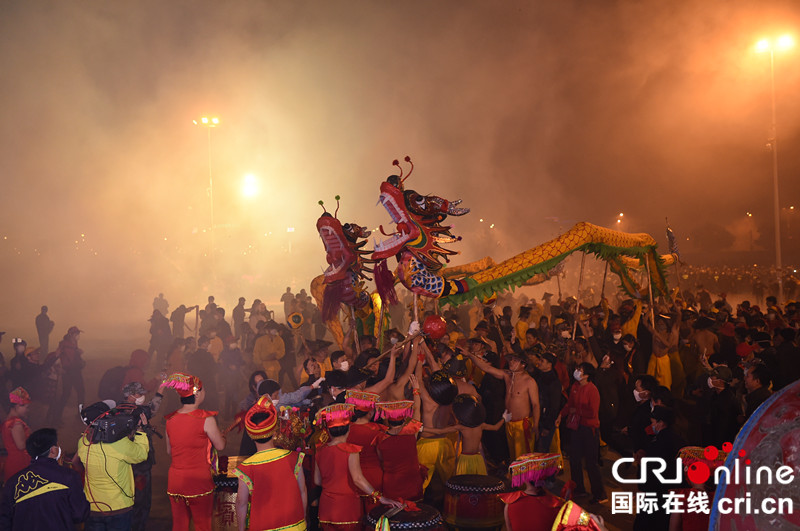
[755, 35, 793, 302]
[193, 116, 220, 283]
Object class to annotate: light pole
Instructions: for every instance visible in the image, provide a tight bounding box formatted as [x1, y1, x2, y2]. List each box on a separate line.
[193, 116, 220, 283]
[755, 35, 793, 302]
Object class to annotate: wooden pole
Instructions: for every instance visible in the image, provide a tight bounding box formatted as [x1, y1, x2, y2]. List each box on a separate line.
[644, 255, 656, 325]
[413, 294, 419, 323]
[377, 303, 387, 351]
[365, 332, 420, 368]
[556, 275, 562, 301]
[349, 306, 361, 355]
[572, 252, 586, 340]
[601, 261, 609, 299]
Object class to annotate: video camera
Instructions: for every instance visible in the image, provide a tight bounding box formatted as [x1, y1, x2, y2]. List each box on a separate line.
[87, 403, 159, 444]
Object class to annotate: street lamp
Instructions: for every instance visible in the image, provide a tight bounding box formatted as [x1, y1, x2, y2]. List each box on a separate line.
[242, 173, 259, 198]
[194, 116, 220, 282]
[755, 35, 793, 302]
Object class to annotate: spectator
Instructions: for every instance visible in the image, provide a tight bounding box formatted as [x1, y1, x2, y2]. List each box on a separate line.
[0, 428, 89, 530]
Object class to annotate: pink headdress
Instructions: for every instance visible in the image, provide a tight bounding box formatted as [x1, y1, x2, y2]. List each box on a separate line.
[163, 372, 203, 398]
[374, 400, 413, 421]
[509, 452, 561, 487]
[9, 387, 30, 405]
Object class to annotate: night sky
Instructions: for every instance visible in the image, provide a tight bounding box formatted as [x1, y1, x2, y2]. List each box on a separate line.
[1, 0, 799, 338]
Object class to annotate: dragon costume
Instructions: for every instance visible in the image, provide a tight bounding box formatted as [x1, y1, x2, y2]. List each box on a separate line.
[370, 157, 672, 306]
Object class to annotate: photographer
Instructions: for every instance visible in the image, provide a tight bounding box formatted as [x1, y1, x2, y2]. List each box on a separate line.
[72, 400, 149, 530]
[121, 381, 165, 531]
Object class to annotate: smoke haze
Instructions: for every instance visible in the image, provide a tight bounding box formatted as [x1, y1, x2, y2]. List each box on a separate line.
[1, 0, 799, 350]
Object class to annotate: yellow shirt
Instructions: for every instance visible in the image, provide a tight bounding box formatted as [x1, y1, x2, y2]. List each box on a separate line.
[76, 432, 149, 512]
[620, 300, 643, 339]
[515, 320, 530, 344]
[208, 336, 224, 362]
[254, 335, 286, 369]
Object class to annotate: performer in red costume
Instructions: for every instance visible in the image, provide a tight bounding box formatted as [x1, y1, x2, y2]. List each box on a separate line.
[164, 373, 226, 531]
[2, 387, 32, 481]
[344, 390, 386, 514]
[234, 395, 307, 531]
[500, 453, 565, 531]
[375, 381, 424, 503]
[314, 403, 401, 531]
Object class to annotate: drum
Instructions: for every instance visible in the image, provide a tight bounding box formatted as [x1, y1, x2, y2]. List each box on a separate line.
[213, 475, 239, 531]
[443, 474, 506, 530]
[709, 378, 800, 530]
[367, 503, 446, 530]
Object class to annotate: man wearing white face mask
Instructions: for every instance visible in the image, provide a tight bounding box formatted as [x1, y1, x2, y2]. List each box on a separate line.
[122, 381, 165, 531]
[331, 350, 350, 372]
[0, 428, 89, 529]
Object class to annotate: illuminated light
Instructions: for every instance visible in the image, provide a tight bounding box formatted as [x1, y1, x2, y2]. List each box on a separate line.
[164, 237, 168, 241]
[791, 206, 795, 210]
[479, 218, 484, 222]
[201, 117, 209, 124]
[747, 212, 752, 217]
[81, 233, 85, 238]
[777, 35, 794, 51]
[242, 174, 259, 198]
[619, 212, 624, 217]
[287, 227, 295, 233]
[192, 120, 198, 125]
[616, 219, 621, 223]
[755, 39, 771, 53]
[211, 117, 219, 125]
[490, 223, 495, 229]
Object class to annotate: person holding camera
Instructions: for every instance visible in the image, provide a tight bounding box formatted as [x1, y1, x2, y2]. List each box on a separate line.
[121, 380, 166, 531]
[73, 400, 149, 530]
[163, 372, 226, 531]
[0, 428, 89, 530]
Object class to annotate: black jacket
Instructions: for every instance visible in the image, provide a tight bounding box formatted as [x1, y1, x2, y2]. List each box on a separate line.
[0, 457, 89, 530]
[534, 369, 563, 430]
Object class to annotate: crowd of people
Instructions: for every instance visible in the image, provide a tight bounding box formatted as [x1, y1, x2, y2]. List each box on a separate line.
[0, 279, 797, 530]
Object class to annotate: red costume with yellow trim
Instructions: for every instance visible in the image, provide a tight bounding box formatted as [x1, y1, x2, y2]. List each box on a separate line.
[317, 442, 363, 531]
[375, 401, 424, 502]
[346, 424, 386, 514]
[163, 373, 216, 531]
[501, 491, 564, 530]
[2, 387, 32, 481]
[235, 448, 306, 531]
[165, 408, 217, 499]
[234, 394, 307, 531]
[345, 390, 386, 514]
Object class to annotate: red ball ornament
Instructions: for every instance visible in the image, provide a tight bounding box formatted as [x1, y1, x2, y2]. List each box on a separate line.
[422, 315, 447, 340]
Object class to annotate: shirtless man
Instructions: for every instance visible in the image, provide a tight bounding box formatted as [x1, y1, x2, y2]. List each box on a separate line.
[416, 361, 458, 493]
[466, 350, 540, 460]
[378, 340, 418, 401]
[691, 315, 719, 369]
[422, 394, 504, 475]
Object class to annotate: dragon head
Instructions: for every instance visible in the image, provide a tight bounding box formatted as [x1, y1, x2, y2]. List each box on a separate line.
[317, 198, 374, 283]
[372, 157, 469, 272]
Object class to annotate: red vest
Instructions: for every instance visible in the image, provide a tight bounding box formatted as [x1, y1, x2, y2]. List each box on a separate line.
[501, 491, 564, 529]
[235, 448, 305, 530]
